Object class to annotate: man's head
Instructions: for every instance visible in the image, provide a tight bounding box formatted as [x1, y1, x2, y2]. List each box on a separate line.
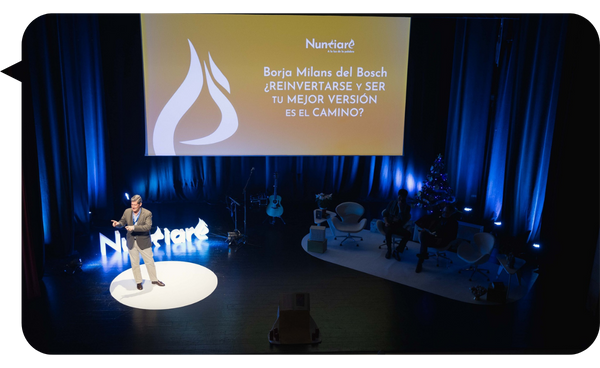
[441, 204, 455, 218]
[397, 189, 408, 203]
[131, 194, 142, 213]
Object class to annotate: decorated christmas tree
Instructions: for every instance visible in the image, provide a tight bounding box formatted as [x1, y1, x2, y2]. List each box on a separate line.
[414, 154, 456, 214]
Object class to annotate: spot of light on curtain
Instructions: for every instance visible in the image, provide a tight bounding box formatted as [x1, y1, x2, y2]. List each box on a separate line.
[379, 157, 392, 196]
[394, 168, 403, 193]
[406, 173, 416, 192]
[381, 159, 390, 180]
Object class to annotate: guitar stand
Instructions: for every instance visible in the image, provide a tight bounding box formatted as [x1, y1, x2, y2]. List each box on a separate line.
[264, 215, 286, 225]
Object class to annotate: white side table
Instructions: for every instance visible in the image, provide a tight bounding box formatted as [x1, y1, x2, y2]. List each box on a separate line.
[496, 254, 526, 297]
[313, 210, 337, 237]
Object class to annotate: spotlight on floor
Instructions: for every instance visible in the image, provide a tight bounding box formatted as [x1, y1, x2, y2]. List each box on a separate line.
[533, 243, 541, 249]
[463, 207, 473, 212]
[494, 221, 502, 226]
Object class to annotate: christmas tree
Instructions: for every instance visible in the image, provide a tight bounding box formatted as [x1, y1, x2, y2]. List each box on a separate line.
[414, 154, 456, 214]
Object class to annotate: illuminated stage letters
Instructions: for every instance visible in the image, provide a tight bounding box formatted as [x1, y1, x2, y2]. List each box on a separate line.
[99, 218, 209, 254]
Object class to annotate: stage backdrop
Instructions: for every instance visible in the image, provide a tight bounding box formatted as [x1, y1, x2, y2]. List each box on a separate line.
[140, 14, 410, 156]
[21, 15, 597, 277]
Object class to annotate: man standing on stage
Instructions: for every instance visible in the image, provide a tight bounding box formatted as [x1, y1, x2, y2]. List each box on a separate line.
[112, 195, 165, 290]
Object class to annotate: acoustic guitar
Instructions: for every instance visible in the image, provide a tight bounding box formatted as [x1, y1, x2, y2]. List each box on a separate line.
[266, 172, 284, 218]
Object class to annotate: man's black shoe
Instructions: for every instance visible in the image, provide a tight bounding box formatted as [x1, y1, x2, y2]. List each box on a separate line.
[416, 262, 423, 273]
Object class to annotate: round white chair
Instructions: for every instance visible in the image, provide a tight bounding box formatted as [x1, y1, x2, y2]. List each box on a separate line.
[330, 202, 367, 246]
[457, 232, 495, 281]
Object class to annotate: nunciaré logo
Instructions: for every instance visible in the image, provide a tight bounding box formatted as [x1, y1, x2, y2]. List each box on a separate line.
[153, 39, 238, 155]
[306, 38, 355, 53]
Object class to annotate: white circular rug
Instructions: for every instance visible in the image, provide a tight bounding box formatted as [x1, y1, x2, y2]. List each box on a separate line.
[301, 230, 537, 305]
[109, 261, 218, 310]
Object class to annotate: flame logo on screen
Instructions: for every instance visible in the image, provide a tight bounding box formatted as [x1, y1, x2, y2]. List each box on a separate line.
[152, 40, 238, 155]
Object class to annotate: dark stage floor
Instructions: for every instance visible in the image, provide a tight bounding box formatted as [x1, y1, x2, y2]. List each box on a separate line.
[20, 201, 599, 356]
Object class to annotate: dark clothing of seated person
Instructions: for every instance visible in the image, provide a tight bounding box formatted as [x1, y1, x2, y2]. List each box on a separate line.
[415, 204, 459, 273]
[382, 189, 412, 260]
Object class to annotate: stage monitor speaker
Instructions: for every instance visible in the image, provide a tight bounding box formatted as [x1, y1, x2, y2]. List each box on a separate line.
[268, 293, 321, 345]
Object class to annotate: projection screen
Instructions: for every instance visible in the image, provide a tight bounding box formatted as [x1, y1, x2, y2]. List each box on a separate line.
[141, 14, 411, 156]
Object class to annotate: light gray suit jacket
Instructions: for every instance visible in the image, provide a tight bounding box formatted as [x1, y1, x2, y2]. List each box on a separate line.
[116, 207, 153, 250]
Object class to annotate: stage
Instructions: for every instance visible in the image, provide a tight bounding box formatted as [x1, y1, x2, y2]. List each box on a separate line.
[21, 201, 598, 354]
[12, 12, 599, 360]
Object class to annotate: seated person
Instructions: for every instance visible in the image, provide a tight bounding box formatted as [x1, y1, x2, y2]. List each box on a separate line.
[415, 204, 459, 273]
[381, 189, 412, 260]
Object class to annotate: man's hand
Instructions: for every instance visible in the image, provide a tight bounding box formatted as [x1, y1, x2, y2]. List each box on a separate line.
[111, 220, 133, 231]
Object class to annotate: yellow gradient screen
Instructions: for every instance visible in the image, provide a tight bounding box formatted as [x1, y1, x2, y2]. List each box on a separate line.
[141, 14, 410, 156]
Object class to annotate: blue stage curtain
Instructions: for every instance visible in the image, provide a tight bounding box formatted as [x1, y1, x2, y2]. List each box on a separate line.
[446, 15, 567, 241]
[24, 15, 110, 255]
[446, 19, 498, 215]
[139, 155, 424, 204]
[24, 13, 570, 254]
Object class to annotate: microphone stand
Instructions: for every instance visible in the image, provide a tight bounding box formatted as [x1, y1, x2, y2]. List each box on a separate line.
[236, 167, 254, 251]
[225, 197, 241, 246]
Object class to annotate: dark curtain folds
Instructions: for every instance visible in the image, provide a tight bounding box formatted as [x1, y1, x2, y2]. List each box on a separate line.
[22, 181, 41, 300]
[445, 15, 568, 242]
[446, 19, 499, 214]
[25, 15, 111, 257]
[502, 16, 567, 242]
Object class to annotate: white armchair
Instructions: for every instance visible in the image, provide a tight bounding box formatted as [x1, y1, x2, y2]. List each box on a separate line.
[330, 202, 367, 246]
[457, 232, 495, 281]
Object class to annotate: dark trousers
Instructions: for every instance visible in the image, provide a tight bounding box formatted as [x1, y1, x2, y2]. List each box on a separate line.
[384, 223, 412, 253]
[418, 231, 446, 256]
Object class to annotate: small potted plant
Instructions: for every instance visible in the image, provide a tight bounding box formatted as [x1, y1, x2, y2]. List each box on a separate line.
[315, 193, 332, 210]
[469, 285, 487, 301]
